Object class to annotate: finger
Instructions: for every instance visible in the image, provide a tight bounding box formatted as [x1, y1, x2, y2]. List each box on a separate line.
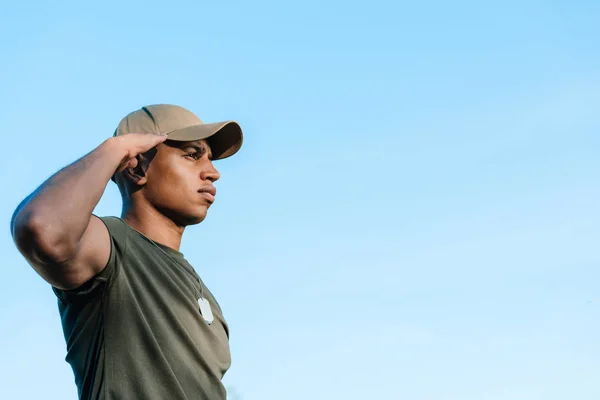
[141, 133, 168, 148]
[127, 132, 167, 141]
[125, 133, 167, 153]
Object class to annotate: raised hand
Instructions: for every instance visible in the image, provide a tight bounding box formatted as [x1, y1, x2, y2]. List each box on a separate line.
[112, 133, 168, 173]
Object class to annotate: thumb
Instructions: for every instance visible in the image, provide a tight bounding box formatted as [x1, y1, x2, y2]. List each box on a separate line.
[127, 157, 139, 169]
[115, 156, 138, 173]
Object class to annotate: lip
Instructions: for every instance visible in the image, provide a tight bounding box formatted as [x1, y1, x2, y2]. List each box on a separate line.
[198, 186, 217, 203]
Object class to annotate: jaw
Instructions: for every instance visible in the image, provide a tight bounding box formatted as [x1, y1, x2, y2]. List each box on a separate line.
[132, 185, 213, 228]
[174, 205, 211, 227]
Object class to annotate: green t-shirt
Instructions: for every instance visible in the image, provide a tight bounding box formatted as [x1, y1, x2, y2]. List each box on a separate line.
[53, 216, 231, 400]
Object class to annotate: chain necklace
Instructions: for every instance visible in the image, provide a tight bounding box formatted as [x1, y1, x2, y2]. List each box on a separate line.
[130, 226, 214, 325]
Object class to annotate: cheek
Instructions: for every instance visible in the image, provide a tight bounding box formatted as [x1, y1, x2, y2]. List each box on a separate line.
[146, 161, 197, 205]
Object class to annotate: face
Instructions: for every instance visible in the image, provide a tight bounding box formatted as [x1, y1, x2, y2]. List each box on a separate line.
[141, 139, 220, 226]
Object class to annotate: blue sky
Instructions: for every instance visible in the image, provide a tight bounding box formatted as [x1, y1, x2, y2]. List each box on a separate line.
[1, 1, 599, 399]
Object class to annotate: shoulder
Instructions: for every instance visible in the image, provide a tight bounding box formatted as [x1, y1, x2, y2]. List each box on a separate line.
[95, 216, 130, 248]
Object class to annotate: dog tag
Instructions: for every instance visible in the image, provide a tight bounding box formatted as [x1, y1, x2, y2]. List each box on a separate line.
[198, 297, 214, 325]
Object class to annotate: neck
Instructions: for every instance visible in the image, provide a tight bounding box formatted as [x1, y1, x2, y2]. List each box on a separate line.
[121, 199, 184, 252]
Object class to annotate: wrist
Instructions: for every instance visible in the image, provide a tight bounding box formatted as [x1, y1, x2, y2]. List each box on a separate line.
[100, 136, 130, 161]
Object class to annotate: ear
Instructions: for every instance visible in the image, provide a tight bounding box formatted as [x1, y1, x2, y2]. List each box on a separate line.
[124, 155, 148, 186]
[123, 147, 159, 187]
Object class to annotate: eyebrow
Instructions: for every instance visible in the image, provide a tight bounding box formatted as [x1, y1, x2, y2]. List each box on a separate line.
[181, 142, 213, 160]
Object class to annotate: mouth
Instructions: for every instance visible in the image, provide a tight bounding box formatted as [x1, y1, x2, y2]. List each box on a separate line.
[198, 186, 217, 204]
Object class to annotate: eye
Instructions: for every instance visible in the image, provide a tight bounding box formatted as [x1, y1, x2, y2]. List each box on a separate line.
[184, 152, 200, 160]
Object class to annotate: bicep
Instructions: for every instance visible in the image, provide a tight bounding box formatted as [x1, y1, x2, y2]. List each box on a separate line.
[27, 215, 111, 290]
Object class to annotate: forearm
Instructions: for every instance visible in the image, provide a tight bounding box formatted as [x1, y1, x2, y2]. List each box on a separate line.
[12, 138, 125, 257]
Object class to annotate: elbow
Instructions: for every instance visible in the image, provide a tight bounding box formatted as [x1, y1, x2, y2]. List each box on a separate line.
[12, 211, 78, 264]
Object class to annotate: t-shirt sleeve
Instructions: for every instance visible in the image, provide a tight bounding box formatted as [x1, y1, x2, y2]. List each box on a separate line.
[52, 215, 128, 303]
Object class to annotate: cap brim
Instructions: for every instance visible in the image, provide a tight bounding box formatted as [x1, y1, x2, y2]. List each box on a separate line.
[165, 121, 243, 159]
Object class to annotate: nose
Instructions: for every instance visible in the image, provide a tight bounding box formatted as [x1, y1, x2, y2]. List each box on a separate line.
[200, 160, 220, 183]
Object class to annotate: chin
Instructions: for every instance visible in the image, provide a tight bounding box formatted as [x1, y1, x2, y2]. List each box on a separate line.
[186, 215, 207, 226]
[182, 208, 210, 226]
[161, 206, 209, 227]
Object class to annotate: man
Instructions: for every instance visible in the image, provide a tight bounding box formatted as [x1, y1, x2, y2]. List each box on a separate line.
[10, 104, 243, 400]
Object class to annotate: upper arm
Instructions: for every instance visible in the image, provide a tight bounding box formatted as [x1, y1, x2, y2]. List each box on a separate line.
[15, 215, 111, 290]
